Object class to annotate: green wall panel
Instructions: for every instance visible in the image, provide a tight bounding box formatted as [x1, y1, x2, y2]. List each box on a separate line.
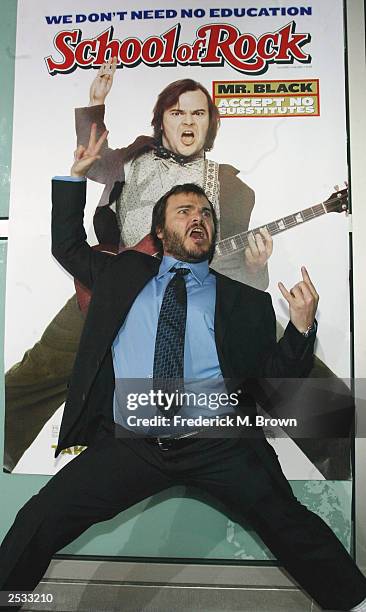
[0, 0, 17, 217]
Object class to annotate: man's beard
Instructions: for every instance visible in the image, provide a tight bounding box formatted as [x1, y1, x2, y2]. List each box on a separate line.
[162, 227, 215, 263]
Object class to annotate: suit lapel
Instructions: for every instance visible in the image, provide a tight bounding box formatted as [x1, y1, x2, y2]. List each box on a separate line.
[109, 251, 159, 325]
[85, 252, 160, 358]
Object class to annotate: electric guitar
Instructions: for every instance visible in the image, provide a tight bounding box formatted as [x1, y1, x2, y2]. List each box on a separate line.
[75, 186, 348, 314]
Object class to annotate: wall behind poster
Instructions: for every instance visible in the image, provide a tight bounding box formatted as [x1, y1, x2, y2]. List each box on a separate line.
[1, 0, 353, 559]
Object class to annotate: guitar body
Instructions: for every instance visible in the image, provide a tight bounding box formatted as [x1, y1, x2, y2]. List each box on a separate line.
[74, 234, 158, 315]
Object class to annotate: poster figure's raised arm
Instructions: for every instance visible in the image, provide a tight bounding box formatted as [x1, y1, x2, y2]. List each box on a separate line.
[75, 58, 156, 246]
[75, 58, 125, 190]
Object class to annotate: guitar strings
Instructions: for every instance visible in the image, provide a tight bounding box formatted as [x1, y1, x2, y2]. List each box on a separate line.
[215, 198, 347, 256]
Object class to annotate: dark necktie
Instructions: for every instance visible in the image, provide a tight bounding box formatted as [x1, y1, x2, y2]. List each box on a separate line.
[153, 267, 190, 417]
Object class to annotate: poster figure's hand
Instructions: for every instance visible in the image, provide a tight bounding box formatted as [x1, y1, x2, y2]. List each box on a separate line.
[278, 267, 319, 333]
[244, 227, 273, 275]
[71, 124, 108, 177]
[89, 57, 117, 106]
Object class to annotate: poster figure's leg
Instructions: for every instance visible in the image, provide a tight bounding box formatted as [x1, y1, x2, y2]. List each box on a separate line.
[4, 295, 84, 471]
[272, 321, 353, 480]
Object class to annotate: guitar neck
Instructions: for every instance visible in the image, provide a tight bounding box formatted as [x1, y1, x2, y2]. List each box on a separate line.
[216, 202, 327, 257]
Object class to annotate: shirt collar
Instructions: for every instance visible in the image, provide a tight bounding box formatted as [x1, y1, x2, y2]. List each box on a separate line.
[157, 255, 210, 286]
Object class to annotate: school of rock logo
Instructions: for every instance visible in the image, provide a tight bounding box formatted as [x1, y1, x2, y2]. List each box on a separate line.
[45, 21, 311, 76]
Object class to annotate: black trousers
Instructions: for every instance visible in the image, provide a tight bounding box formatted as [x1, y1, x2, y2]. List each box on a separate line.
[0, 435, 365, 611]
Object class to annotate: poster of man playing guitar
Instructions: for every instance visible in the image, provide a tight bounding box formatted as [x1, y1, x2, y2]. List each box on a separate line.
[4, 1, 351, 485]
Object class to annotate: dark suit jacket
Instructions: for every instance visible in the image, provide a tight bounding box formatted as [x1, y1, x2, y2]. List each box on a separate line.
[51, 180, 315, 458]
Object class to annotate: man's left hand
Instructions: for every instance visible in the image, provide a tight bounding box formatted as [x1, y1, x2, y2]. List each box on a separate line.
[278, 267, 319, 334]
[244, 227, 273, 275]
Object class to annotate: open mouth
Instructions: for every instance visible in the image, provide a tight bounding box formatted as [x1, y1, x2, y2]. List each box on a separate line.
[181, 130, 195, 145]
[189, 227, 206, 243]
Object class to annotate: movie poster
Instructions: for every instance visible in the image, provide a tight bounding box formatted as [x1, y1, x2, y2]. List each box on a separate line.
[4, 0, 350, 484]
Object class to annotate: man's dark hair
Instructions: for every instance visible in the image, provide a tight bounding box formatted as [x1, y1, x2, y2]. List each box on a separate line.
[150, 183, 218, 259]
[151, 79, 220, 151]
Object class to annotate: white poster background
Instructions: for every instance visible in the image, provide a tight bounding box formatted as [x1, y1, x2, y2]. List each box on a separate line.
[6, 0, 348, 476]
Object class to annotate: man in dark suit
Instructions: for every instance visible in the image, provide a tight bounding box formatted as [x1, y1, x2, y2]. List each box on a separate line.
[0, 126, 365, 612]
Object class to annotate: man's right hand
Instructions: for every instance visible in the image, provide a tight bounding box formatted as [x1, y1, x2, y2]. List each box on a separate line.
[71, 124, 108, 177]
[89, 57, 117, 106]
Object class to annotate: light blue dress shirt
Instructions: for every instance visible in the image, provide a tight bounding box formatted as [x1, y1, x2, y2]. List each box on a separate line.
[112, 256, 235, 435]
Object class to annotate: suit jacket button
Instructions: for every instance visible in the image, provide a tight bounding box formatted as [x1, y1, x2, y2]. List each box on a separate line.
[82, 393, 86, 401]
